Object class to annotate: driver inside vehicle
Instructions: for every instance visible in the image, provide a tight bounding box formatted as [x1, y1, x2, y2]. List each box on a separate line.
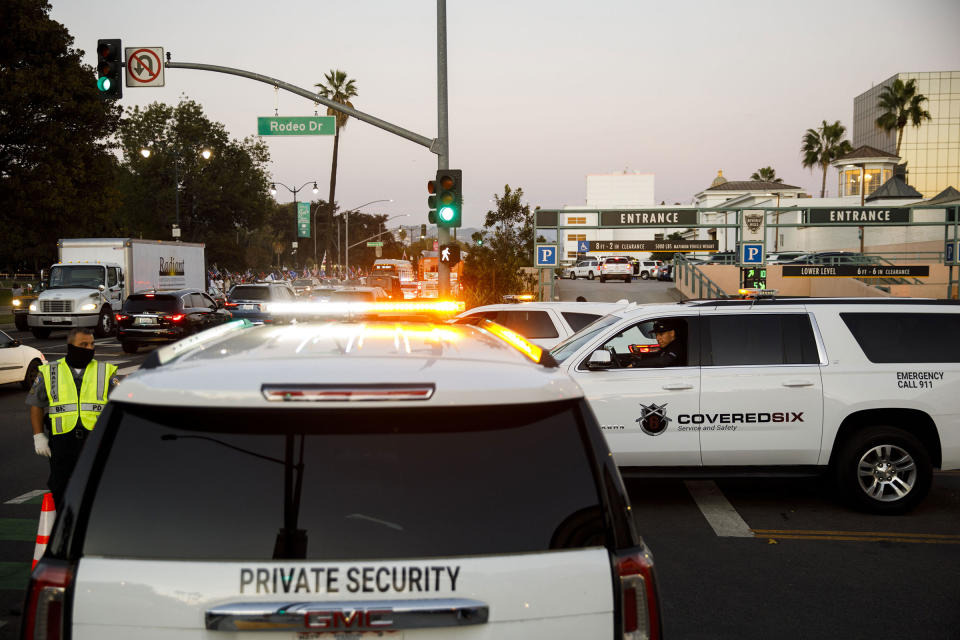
[601, 318, 688, 368]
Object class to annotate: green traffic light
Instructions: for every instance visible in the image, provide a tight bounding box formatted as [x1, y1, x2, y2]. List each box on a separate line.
[97, 76, 112, 92]
[438, 206, 456, 223]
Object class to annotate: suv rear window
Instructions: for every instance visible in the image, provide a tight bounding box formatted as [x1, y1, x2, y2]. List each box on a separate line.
[81, 401, 605, 560]
[604, 258, 628, 264]
[123, 295, 180, 313]
[229, 286, 272, 301]
[840, 312, 960, 363]
[495, 310, 559, 339]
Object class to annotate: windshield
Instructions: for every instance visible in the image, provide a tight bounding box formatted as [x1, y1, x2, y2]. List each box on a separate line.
[326, 290, 376, 302]
[550, 314, 620, 363]
[48, 265, 105, 289]
[123, 295, 179, 313]
[293, 279, 314, 287]
[229, 286, 272, 301]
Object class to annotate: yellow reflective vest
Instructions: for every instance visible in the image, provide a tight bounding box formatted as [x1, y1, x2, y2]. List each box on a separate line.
[39, 359, 117, 435]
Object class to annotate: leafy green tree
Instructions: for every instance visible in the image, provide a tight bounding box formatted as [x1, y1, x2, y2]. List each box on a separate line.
[801, 120, 853, 198]
[0, 0, 122, 271]
[315, 70, 358, 268]
[750, 167, 783, 183]
[875, 78, 931, 157]
[462, 185, 539, 307]
[117, 99, 274, 270]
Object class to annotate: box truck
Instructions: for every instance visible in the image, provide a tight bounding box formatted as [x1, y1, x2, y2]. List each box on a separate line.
[28, 238, 205, 339]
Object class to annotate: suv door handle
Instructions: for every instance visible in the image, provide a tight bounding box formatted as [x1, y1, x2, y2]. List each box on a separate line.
[782, 380, 814, 387]
[662, 383, 693, 390]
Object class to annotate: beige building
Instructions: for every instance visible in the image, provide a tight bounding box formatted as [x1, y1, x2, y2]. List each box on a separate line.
[853, 71, 960, 198]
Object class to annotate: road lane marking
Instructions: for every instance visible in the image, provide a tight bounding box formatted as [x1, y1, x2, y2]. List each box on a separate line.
[752, 529, 960, 544]
[117, 365, 139, 375]
[684, 480, 754, 538]
[4, 490, 47, 505]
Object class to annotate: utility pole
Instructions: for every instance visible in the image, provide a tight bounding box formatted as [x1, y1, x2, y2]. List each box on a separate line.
[436, 0, 451, 297]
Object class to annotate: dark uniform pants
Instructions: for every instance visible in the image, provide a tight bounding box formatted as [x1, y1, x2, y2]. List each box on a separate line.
[47, 428, 88, 509]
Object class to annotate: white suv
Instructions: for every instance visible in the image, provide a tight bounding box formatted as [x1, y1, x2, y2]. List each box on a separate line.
[635, 260, 663, 280]
[566, 258, 600, 280]
[550, 297, 960, 513]
[455, 301, 632, 348]
[599, 257, 633, 283]
[27, 317, 661, 639]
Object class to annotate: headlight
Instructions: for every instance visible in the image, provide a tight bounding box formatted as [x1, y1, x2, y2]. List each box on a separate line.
[11, 299, 21, 307]
[29, 303, 37, 311]
[79, 303, 97, 311]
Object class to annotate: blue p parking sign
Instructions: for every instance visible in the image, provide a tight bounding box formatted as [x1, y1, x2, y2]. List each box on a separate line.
[535, 245, 558, 267]
[741, 243, 764, 265]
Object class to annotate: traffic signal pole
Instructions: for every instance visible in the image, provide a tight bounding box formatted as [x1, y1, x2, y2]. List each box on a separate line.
[436, 0, 451, 298]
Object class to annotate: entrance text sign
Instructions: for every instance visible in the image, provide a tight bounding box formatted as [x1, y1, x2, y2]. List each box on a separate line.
[600, 210, 698, 227]
[258, 116, 336, 136]
[782, 265, 929, 278]
[589, 240, 718, 252]
[807, 208, 909, 224]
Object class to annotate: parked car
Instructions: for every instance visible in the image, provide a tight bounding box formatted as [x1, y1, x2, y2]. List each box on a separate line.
[766, 251, 807, 264]
[0, 329, 45, 389]
[656, 263, 674, 282]
[634, 260, 663, 280]
[455, 301, 630, 349]
[565, 258, 601, 280]
[786, 251, 871, 265]
[116, 289, 232, 354]
[291, 277, 321, 296]
[26, 317, 661, 640]
[702, 251, 737, 264]
[225, 282, 297, 324]
[599, 256, 633, 283]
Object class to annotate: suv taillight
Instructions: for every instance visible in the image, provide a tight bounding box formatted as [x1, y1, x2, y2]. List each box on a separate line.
[616, 548, 660, 640]
[22, 558, 74, 640]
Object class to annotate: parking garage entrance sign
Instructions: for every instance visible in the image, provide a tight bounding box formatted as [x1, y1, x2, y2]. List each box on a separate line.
[600, 210, 698, 227]
[588, 240, 718, 252]
[782, 265, 929, 278]
[806, 208, 909, 224]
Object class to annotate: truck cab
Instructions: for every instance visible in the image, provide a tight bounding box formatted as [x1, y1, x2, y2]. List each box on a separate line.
[28, 262, 123, 338]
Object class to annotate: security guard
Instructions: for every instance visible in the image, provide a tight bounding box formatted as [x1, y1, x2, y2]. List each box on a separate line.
[631, 318, 687, 368]
[26, 328, 118, 508]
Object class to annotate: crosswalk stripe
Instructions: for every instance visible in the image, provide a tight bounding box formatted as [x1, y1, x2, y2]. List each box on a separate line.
[685, 480, 754, 538]
[4, 490, 47, 505]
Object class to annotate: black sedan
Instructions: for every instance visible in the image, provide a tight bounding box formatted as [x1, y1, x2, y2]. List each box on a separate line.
[116, 289, 231, 353]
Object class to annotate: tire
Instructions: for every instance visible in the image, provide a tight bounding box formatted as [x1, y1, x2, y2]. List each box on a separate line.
[94, 308, 114, 338]
[21, 358, 41, 390]
[641, 271, 650, 280]
[30, 328, 51, 339]
[121, 341, 138, 354]
[14, 315, 28, 331]
[834, 426, 932, 514]
[568, 271, 577, 280]
[587, 272, 595, 280]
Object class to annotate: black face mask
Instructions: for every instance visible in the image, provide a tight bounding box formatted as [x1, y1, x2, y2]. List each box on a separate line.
[66, 344, 94, 369]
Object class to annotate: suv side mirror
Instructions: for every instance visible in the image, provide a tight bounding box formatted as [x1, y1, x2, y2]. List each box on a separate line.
[587, 349, 614, 370]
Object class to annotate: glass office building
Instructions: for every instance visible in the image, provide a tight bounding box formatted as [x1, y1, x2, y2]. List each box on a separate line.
[853, 71, 960, 198]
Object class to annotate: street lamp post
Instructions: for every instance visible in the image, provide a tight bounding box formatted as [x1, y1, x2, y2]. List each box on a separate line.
[140, 145, 212, 240]
[338, 199, 392, 278]
[270, 181, 319, 269]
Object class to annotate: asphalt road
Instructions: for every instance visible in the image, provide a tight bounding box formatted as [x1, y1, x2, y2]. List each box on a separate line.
[1, 325, 958, 638]
[554, 274, 681, 304]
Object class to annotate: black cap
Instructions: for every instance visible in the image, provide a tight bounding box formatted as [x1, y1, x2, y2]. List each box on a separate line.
[652, 319, 679, 333]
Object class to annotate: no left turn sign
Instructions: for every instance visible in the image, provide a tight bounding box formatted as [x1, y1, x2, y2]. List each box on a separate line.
[125, 47, 165, 87]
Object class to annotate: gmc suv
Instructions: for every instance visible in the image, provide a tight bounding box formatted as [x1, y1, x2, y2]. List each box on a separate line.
[25, 316, 661, 639]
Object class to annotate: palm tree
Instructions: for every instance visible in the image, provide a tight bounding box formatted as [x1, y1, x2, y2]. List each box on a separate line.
[315, 70, 358, 265]
[875, 78, 931, 157]
[750, 167, 783, 183]
[801, 120, 853, 198]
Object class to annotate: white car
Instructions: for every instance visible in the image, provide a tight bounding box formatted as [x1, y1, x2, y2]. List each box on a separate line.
[0, 330, 45, 389]
[635, 260, 663, 280]
[455, 301, 631, 348]
[550, 297, 960, 514]
[598, 257, 632, 283]
[565, 258, 601, 280]
[26, 316, 661, 640]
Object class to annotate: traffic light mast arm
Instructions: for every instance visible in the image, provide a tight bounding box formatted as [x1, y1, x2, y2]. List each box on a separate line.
[164, 60, 437, 152]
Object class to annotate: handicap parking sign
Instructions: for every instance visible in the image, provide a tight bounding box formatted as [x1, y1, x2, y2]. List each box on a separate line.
[577, 240, 590, 253]
[741, 243, 764, 264]
[535, 244, 558, 267]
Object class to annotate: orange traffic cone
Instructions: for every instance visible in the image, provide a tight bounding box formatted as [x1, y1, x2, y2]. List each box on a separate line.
[32, 493, 56, 570]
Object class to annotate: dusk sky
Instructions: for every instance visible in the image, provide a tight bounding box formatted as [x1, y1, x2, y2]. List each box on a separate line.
[50, 0, 960, 228]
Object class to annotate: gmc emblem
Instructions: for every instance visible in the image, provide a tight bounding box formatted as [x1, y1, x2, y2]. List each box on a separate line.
[305, 608, 393, 630]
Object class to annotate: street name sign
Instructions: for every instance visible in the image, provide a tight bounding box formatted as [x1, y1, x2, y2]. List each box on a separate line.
[297, 202, 310, 238]
[782, 265, 929, 278]
[125, 47, 164, 87]
[366, 241, 384, 247]
[257, 116, 336, 136]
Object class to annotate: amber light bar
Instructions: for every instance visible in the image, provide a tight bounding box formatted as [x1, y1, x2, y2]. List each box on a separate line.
[261, 384, 436, 402]
[266, 300, 466, 315]
[478, 319, 544, 363]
